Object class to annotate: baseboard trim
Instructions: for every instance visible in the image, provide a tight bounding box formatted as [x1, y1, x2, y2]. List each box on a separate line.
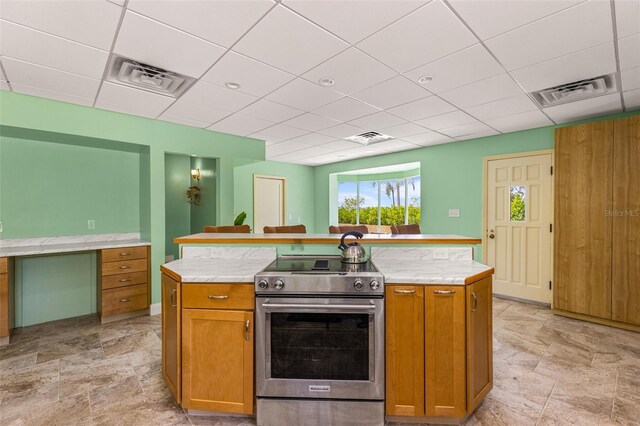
[150, 303, 161, 316]
[553, 309, 640, 332]
[494, 293, 551, 308]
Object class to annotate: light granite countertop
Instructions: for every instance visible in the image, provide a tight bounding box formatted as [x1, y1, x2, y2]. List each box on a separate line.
[161, 256, 275, 283]
[0, 233, 150, 257]
[374, 259, 493, 285]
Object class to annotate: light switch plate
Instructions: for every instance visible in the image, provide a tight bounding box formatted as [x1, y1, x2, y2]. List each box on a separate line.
[448, 209, 460, 217]
[433, 249, 449, 260]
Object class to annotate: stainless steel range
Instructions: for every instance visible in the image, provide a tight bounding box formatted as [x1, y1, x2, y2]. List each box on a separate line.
[255, 255, 385, 426]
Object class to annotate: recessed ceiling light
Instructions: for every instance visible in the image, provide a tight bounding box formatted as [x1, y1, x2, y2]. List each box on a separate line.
[225, 82, 241, 89]
[319, 77, 335, 87]
[417, 75, 433, 84]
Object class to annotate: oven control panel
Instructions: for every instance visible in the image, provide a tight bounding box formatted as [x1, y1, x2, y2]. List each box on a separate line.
[254, 275, 385, 295]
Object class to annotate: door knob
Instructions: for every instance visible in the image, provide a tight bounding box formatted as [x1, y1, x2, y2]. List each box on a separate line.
[489, 234, 495, 239]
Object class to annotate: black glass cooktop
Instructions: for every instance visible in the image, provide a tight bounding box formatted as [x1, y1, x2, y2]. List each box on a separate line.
[263, 256, 378, 273]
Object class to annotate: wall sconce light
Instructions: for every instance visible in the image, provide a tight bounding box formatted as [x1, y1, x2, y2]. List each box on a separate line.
[191, 168, 201, 181]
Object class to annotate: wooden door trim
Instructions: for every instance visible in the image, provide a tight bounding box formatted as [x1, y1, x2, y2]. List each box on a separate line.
[253, 174, 287, 231]
[482, 149, 554, 305]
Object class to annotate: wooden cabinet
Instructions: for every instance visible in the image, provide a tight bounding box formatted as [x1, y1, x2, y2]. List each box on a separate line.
[0, 258, 14, 345]
[162, 273, 181, 403]
[160, 268, 255, 416]
[554, 116, 640, 329]
[385, 285, 424, 416]
[386, 279, 493, 421]
[98, 245, 150, 322]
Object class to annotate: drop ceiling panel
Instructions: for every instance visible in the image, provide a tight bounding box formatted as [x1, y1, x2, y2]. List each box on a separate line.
[621, 67, 640, 91]
[201, 51, 294, 97]
[266, 141, 304, 157]
[404, 44, 504, 94]
[9, 82, 94, 106]
[448, 0, 583, 40]
[302, 48, 397, 95]
[114, 11, 225, 77]
[285, 133, 336, 147]
[485, 0, 613, 71]
[208, 114, 274, 136]
[2, 57, 100, 99]
[379, 122, 429, 138]
[180, 81, 257, 112]
[464, 95, 539, 121]
[158, 114, 211, 128]
[618, 33, 640, 70]
[509, 42, 617, 92]
[614, 0, 640, 39]
[233, 5, 348, 75]
[127, 0, 273, 48]
[357, 0, 477, 72]
[543, 92, 622, 123]
[415, 110, 476, 130]
[0, 0, 122, 50]
[283, 0, 426, 44]
[387, 96, 457, 121]
[265, 78, 343, 111]
[0, 20, 109, 79]
[624, 88, 640, 109]
[313, 97, 379, 122]
[162, 100, 230, 124]
[96, 81, 175, 118]
[439, 121, 493, 138]
[455, 129, 499, 141]
[251, 123, 309, 142]
[440, 73, 524, 109]
[366, 139, 419, 152]
[348, 111, 405, 130]
[0, 66, 6, 81]
[401, 131, 454, 146]
[239, 99, 304, 122]
[484, 109, 553, 133]
[281, 113, 341, 132]
[317, 123, 365, 139]
[351, 75, 431, 109]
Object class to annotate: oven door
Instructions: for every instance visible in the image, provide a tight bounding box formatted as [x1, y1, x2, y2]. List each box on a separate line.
[256, 296, 384, 401]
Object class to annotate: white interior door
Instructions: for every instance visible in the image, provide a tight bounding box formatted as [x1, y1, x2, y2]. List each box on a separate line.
[486, 153, 553, 304]
[254, 175, 285, 233]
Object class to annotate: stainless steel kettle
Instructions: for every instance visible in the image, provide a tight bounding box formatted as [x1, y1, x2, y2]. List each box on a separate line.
[338, 231, 367, 264]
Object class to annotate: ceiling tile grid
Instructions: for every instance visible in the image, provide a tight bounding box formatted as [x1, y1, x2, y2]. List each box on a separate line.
[1, 0, 637, 165]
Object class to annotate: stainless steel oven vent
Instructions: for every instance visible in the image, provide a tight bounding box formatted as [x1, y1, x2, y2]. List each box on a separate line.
[106, 55, 195, 97]
[345, 131, 394, 145]
[531, 73, 619, 108]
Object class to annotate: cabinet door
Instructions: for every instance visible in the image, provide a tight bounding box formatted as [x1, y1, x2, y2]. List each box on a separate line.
[182, 309, 254, 414]
[612, 116, 640, 325]
[554, 121, 613, 318]
[385, 285, 424, 416]
[425, 285, 466, 418]
[466, 277, 493, 413]
[161, 273, 181, 403]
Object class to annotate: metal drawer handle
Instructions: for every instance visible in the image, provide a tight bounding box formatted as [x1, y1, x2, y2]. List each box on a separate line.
[261, 302, 375, 310]
[208, 295, 228, 300]
[120, 298, 133, 303]
[119, 252, 132, 256]
[170, 289, 177, 307]
[394, 289, 416, 294]
[472, 292, 478, 312]
[119, 266, 132, 270]
[119, 278, 132, 282]
[245, 320, 250, 341]
[433, 289, 456, 295]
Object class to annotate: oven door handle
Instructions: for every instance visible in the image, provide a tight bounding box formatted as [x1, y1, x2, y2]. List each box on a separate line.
[260, 302, 376, 310]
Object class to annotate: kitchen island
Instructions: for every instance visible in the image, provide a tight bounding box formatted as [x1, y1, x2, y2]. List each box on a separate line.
[160, 235, 493, 425]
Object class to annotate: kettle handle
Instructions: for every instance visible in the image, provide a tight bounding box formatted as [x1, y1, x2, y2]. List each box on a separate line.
[338, 231, 364, 250]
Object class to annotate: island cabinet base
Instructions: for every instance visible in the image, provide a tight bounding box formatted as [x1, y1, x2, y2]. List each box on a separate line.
[385, 277, 493, 423]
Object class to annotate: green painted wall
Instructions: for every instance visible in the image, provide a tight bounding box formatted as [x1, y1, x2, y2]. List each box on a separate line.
[233, 160, 316, 231]
[190, 157, 217, 234]
[164, 153, 191, 260]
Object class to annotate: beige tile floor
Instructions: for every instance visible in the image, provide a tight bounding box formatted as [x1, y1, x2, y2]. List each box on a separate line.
[0, 298, 638, 425]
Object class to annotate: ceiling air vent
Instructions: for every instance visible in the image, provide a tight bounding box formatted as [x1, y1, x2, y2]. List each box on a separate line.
[106, 55, 195, 97]
[345, 131, 394, 145]
[531, 73, 619, 108]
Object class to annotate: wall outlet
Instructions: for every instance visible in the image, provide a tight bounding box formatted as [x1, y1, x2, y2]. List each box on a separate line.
[87, 220, 96, 230]
[448, 209, 460, 218]
[433, 249, 449, 260]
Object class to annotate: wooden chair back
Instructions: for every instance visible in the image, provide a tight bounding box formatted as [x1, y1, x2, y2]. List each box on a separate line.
[202, 225, 251, 233]
[263, 224, 307, 233]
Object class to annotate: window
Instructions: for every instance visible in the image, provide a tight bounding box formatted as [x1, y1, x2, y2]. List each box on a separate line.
[337, 181, 358, 225]
[510, 186, 526, 221]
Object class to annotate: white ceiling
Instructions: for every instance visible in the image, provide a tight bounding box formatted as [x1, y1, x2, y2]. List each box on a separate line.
[0, 0, 638, 166]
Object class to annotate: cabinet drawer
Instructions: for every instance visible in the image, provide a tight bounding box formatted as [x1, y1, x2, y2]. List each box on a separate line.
[182, 284, 254, 310]
[102, 271, 147, 290]
[102, 284, 148, 316]
[102, 246, 148, 263]
[0, 258, 7, 274]
[102, 259, 147, 276]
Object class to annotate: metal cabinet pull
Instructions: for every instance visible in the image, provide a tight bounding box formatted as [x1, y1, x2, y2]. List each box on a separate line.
[119, 278, 132, 282]
[119, 252, 132, 256]
[245, 320, 250, 341]
[119, 265, 131, 270]
[170, 289, 177, 307]
[433, 289, 456, 295]
[208, 295, 229, 300]
[394, 289, 416, 294]
[120, 298, 133, 303]
[472, 292, 478, 312]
